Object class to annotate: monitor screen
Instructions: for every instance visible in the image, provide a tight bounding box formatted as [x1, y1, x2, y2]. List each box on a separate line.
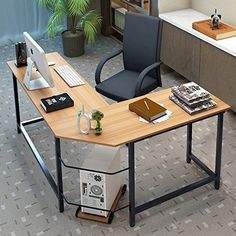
[23, 32, 54, 90]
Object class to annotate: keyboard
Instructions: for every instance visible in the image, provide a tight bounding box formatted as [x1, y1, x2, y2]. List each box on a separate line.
[54, 65, 85, 87]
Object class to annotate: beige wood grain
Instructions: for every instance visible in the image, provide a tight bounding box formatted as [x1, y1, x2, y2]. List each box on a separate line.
[52, 89, 230, 146]
[7, 52, 230, 147]
[7, 52, 108, 131]
[200, 40, 236, 111]
[161, 21, 201, 84]
[192, 19, 236, 40]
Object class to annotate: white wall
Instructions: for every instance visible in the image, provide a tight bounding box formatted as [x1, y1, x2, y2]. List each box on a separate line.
[190, 0, 236, 26]
[159, 0, 190, 13]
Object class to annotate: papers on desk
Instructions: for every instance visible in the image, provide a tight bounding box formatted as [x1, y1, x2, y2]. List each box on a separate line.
[139, 110, 172, 124]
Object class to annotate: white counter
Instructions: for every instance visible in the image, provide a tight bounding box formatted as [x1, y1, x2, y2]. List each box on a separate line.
[160, 9, 236, 58]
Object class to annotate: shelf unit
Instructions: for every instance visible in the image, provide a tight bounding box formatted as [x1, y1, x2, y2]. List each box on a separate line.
[101, 0, 158, 36]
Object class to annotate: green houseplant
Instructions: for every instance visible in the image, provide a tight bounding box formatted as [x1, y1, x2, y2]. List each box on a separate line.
[38, 0, 102, 57]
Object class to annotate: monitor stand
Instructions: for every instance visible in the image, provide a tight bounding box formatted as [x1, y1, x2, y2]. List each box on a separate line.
[23, 58, 50, 90]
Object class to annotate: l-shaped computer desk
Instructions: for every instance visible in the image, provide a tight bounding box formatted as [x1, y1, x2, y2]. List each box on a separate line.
[7, 52, 230, 227]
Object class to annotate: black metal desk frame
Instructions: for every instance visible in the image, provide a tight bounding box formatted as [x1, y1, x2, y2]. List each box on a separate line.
[12, 74, 224, 227]
[128, 112, 224, 226]
[12, 74, 129, 216]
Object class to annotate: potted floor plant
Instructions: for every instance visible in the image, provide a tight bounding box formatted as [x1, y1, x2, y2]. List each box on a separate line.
[38, 0, 102, 57]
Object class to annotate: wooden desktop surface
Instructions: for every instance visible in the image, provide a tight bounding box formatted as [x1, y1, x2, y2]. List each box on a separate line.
[7, 52, 108, 126]
[7, 52, 230, 147]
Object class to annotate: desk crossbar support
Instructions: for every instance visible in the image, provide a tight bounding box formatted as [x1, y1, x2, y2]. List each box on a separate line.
[135, 176, 214, 214]
[22, 117, 44, 126]
[189, 153, 215, 177]
[20, 123, 58, 198]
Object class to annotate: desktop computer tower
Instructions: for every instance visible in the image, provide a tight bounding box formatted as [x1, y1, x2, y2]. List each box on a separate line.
[80, 145, 122, 217]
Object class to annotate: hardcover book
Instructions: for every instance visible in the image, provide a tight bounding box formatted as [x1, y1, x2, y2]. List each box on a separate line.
[129, 97, 166, 122]
[173, 91, 212, 108]
[169, 94, 217, 115]
[40, 93, 74, 113]
[171, 82, 210, 104]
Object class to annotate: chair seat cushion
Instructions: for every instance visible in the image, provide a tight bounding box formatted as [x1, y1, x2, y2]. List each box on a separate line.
[95, 70, 158, 102]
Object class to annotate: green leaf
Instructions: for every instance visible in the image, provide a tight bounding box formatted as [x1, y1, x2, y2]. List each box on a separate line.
[47, 11, 66, 37]
[67, 0, 89, 16]
[78, 10, 102, 44]
[38, 0, 102, 42]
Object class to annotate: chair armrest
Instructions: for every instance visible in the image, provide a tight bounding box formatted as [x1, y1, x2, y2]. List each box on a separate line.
[95, 49, 123, 85]
[135, 62, 161, 97]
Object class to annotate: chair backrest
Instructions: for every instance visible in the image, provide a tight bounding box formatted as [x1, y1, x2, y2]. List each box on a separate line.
[123, 12, 162, 78]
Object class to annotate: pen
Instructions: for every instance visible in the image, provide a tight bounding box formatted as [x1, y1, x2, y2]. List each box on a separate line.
[144, 100, 150, 110]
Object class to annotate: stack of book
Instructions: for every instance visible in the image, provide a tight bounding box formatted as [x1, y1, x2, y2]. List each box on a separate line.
[169, 82, 217, 115]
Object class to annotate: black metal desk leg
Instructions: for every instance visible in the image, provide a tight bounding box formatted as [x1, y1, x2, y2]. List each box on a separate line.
[128, 142, 135, 227]
[12, 74, 21, 134]
[55, 137, 64, 212]
[215, 113, 224, 190]
[186, 124, 192, 163]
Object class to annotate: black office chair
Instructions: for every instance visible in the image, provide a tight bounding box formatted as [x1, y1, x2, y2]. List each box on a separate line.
[95, 12, 163, 102]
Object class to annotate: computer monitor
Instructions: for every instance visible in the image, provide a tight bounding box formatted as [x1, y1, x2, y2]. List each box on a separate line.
[23, 32, 54, 90]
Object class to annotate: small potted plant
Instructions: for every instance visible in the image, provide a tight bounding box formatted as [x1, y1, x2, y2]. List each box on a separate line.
[91, 110, 104, 135]
[38, 0, 102, 57]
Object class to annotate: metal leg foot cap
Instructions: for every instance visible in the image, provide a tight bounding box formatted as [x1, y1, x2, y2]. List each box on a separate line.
[214, 183, 220, 190]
